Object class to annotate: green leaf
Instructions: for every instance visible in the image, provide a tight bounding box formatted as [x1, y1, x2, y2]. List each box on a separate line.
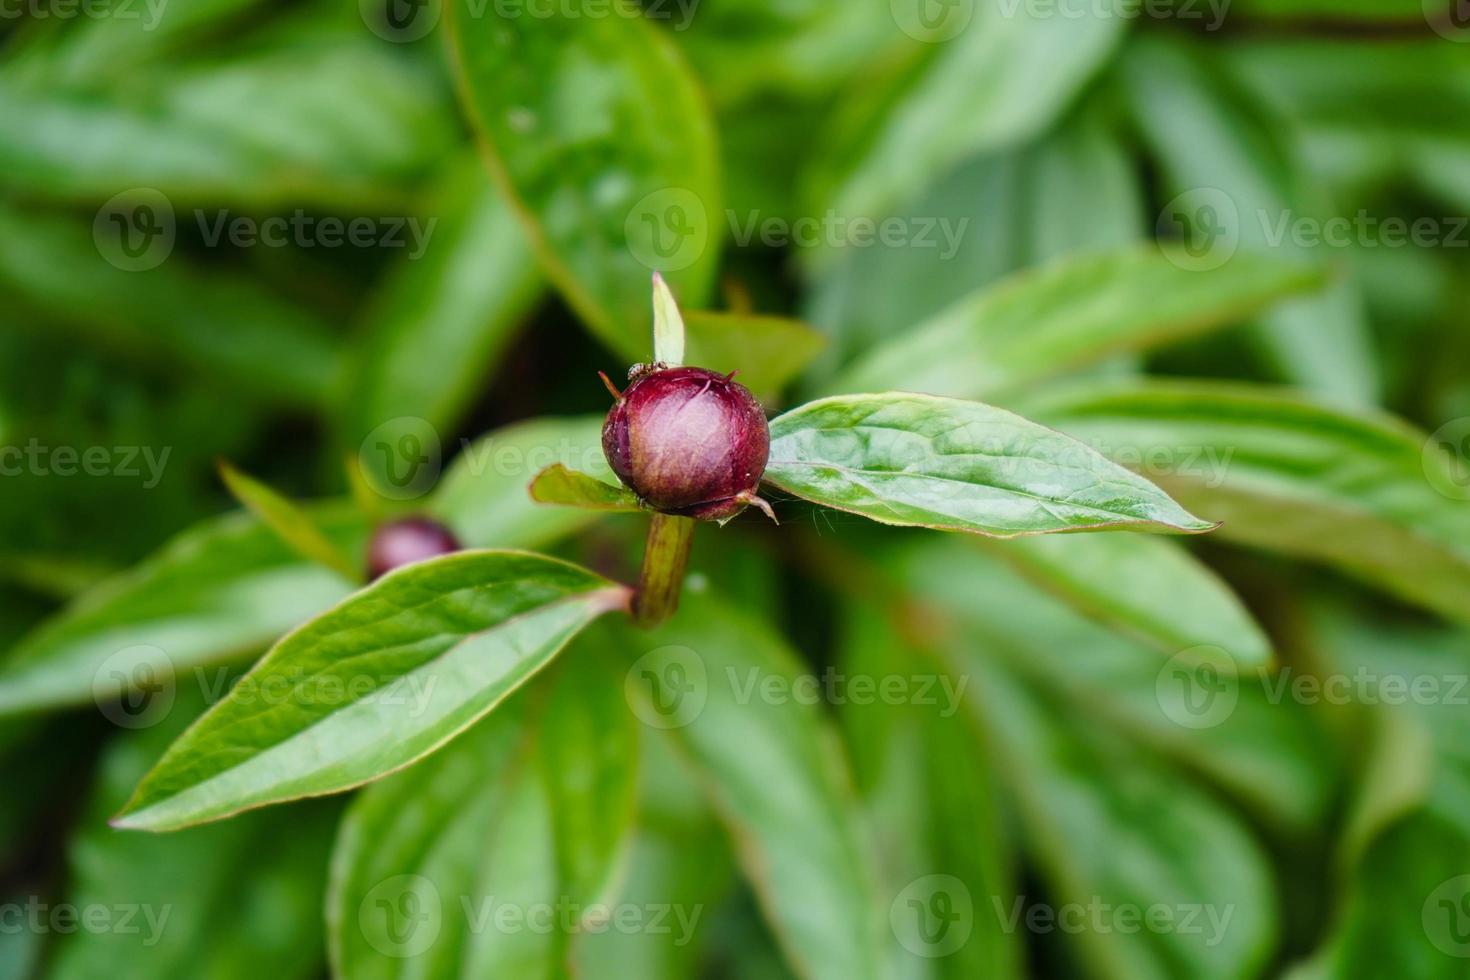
[894, 535, 1338, 835]
[959, 659, 1277, 980]
[328, 637, 640, 979]
[430, 416, 621, 549]
[218, 462, 359, 582]
[832, 246, 1325, 399]
[0, 37, 456, 208]
[112, 551, 630, 831]
[805, 101, 1144, 376]
[326, 702, 553, 979]
[1017, 378, 1470, 625]
[0, 507, 367, 717]
[344, 160, 542, 449]
[529, 464, 640, 513]
[1120, 33, 1379, 405]
[446, 1, 721, 359]
[0, 202, 342, 408]
[839, 603, 1023, 980]
[981, 532, 1272, 668]
[625, 589, 888, 980]
[802, 0, 1124, 243]
[678, 0, 892, 105]
[45, 688, 338, 980]
[569, 728, 733, 979]
[765, 392, 1215, 537]
[652, 272, 686, 367]
[684, 310, 827, 403]
[1288, 602, 1470, 980]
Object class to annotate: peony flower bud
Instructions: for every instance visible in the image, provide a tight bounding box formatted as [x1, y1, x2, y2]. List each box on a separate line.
[366, 517, 461, 580]
[601, 365, 774, 522]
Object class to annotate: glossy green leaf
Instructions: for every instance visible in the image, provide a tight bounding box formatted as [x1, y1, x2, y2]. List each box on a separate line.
[626, 589, 888, 980]
[446, 0, 721, 358]
[328, 637, 640, 979]
[45, 688, 338, 980]
[430, 416, 624, 549]
[113, 551, 630, 831]
[218, 462, 358, 581]
[529, 464, 640, 513]
[832, 246, 1324, 399]
[684, 310, 827, 403]
[1120, 33, 1378, 405]
[0, 507, 367, 717]
[765, 393, 1215, 537]
[0, 203, 342, 407]
[802, 0, 1124, 242]
[344, 161, 542, 450]
[982, 532, 1272, 667]
[1018, 378, 1470, 625]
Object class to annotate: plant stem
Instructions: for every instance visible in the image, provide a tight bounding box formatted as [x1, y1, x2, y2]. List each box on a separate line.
[632, 513, 695, 628]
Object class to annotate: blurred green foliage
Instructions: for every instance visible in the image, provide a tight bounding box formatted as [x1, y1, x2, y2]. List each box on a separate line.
[2, 0, 1470, 978]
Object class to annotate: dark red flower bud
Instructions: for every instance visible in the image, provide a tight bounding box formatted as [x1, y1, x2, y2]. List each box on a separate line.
[366, 517, 461, 580]
[601, 365, 774, 523]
